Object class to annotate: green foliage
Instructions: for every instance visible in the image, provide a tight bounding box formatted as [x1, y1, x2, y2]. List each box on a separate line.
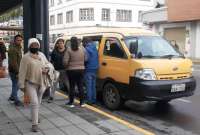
[0, 6, 23, 22]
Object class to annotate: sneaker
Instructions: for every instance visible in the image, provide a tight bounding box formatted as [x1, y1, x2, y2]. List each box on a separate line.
[47, 97, 54, 103]
[8, 97, 15, 102]
[80, 103, 86, 107]
[65, 102, 75, 108]
[14, 101, 23, 106]
[32, 125, 39, 132]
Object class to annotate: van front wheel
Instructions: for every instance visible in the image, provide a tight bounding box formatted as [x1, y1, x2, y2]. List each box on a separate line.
[103, 83, 124, 110]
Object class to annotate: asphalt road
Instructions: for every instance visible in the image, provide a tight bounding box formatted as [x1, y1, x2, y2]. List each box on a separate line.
[97, 68, 200, 135]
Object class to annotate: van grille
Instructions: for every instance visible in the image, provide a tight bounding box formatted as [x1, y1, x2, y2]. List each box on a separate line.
[158, 74, 190, 80]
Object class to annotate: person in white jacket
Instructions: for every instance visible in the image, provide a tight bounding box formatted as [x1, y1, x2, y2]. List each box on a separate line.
[18, 38, 52, 132]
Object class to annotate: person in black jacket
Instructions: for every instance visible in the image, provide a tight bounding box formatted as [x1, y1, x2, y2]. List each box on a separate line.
[49, 38, 69, 102]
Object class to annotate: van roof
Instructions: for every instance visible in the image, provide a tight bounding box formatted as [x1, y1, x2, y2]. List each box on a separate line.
[62, 27, 159, 38]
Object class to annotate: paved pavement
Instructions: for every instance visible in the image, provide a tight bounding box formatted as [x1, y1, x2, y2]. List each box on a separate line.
[0, 78, 145, 135]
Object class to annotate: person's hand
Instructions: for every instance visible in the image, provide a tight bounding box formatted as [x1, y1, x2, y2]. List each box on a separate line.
[20, 88, 25, 93]
[42, 67, 49, 74]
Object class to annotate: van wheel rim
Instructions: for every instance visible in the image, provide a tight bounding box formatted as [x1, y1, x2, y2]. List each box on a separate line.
[105, 86, 117, 104]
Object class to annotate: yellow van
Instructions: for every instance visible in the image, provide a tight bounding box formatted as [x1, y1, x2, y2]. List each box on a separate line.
[62, 27, 196, 110]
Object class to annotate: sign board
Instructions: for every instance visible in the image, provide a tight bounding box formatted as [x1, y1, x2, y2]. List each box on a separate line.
[36, 34, 43, 40]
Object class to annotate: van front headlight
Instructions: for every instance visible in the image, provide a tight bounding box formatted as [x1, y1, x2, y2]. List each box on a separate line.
[135, 69, 157, 80]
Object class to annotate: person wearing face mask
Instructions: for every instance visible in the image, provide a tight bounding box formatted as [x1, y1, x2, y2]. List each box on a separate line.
[18, 38, 52, 132]
[49, 38, 69, 102]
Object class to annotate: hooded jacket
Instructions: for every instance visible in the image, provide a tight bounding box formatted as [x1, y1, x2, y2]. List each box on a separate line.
[85, 42, 99, 72]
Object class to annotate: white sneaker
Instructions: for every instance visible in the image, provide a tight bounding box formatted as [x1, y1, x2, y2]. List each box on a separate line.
[69, 104, 75, 108]
[66, 102, 75, 108]
[80, 104, 86, 107]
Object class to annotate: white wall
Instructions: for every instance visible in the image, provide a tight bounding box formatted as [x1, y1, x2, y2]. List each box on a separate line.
[195, 21, 200, 59]
[150, 22, 200, 59]
[49, 0, 154, 34]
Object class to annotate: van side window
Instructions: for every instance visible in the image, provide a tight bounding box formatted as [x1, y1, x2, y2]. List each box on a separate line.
[82, 36, 102, 50]
[65, 40, 71, 48]
[103, 38, 126, 58]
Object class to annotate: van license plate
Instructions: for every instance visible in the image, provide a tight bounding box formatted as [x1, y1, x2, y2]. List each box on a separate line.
[171, 84, 186, 93]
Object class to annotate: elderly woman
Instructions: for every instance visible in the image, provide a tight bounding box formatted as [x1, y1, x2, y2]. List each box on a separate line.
[18, 38, 53, 132]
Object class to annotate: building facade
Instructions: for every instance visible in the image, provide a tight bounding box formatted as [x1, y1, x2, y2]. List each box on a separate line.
[49, 0, 155, 41]
[140, 0, 200, 60]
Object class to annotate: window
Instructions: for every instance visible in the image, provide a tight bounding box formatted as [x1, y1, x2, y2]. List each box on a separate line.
[58, 0, 62, 5]
[82, 36, 102, 50]
[57, 13, 63, 24]
[66, 11, 73, 23]
[102, 8, 110, 21]
[50, 0, 54, 6]
[103, 38, 126, 58]
[116, 10, 132, 22]
[138, 10, 143, 22]
[79, 8, 94, 21]
[50, 15, 55, 25]
[65, 40, 71, 48]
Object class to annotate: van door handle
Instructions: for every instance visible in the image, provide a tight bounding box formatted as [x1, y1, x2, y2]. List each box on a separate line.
[102, 62, 107, 66]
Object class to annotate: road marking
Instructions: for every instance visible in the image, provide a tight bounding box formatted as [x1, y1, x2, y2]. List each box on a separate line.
[176, 98, 192, 103]
[56, 91, 155, 135]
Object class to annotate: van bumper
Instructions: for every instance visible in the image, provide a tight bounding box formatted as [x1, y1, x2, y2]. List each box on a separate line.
[127, 77, 196, 101]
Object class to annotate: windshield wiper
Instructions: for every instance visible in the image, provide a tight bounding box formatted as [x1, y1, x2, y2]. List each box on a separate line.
[139, 55, 159, 58]
[160, 54, 184, 59]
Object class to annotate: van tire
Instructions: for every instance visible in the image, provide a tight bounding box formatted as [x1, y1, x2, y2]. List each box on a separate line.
[103, 82, 124, 110]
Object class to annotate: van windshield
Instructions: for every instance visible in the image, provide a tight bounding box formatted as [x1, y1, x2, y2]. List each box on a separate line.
[125, 36, 184, 59]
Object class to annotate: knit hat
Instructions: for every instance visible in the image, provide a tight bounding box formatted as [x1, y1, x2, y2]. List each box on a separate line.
[28, 38, 40, 48]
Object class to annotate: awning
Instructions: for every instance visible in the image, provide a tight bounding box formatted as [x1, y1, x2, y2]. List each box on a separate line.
[0, 0, 22, 15]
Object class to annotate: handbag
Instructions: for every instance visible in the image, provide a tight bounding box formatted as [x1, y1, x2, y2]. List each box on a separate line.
[0, 66, 7, 78]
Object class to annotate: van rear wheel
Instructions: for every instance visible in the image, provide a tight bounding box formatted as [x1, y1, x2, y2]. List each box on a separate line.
[103, 83, 124, 110]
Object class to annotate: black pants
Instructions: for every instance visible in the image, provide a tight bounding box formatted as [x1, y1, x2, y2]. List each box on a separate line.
[67, 70, 84, 104]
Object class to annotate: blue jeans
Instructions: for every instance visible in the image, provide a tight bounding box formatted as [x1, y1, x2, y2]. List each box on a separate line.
[10, 73, 19, 101]
[85, 71, 97, 103]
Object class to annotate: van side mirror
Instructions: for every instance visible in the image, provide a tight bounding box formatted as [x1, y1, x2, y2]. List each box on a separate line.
[129, 42, 138, 57]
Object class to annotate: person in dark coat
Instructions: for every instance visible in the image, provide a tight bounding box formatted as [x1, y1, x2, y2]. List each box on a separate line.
[49, 38, 69, 101]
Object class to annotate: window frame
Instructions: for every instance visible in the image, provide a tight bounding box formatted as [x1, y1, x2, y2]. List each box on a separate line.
[116, 9, 132, 22]
[103, 37, 128, 59]
[66, 10, 73, 23]
[50, 15, 55, 25]
[79, 8, 94, 21]
[57, 13, 63, 24]
[102, 8, 110, 21]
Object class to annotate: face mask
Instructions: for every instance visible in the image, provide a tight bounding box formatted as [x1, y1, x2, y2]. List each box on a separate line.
[30, 48, 39, 54]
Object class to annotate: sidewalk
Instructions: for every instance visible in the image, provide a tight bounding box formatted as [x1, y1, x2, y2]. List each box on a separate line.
[0, 78, 144, 135]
